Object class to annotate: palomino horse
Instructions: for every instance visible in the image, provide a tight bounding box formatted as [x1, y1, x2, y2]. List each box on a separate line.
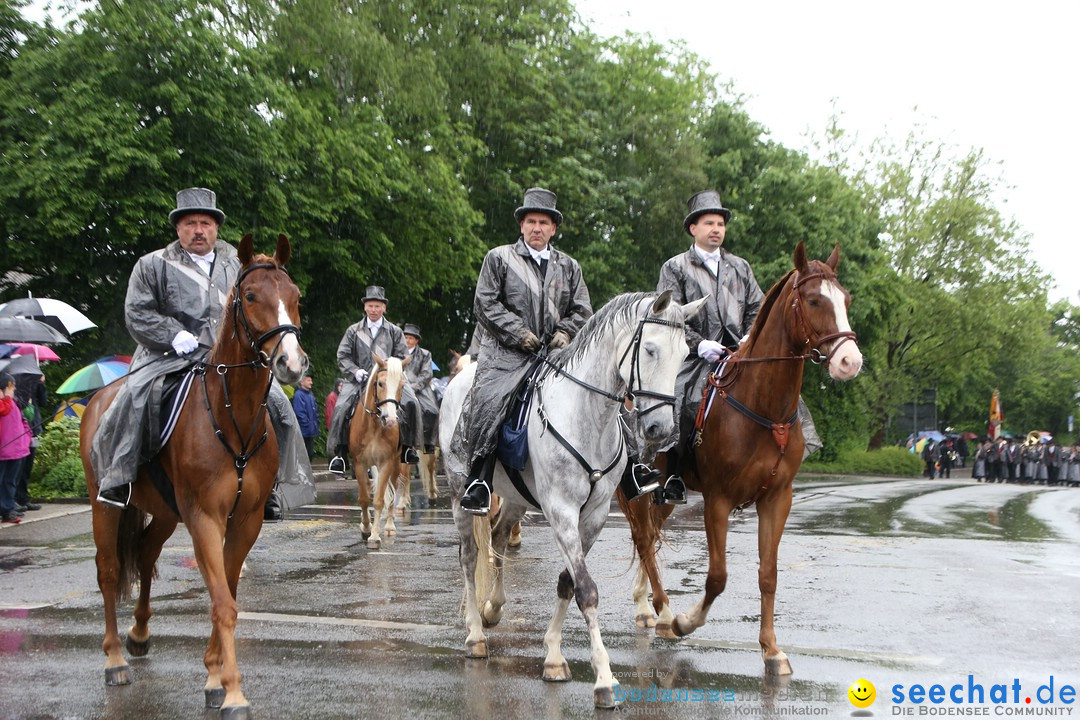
[441, 291, 704, 708]
[80, 235, 305, 719]
[348, 353, 410, 549]
[619, 241, 863, 676]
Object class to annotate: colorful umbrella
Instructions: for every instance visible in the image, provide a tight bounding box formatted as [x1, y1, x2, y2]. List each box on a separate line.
[56, 355, 132, 394]
[5, 342, 61, 361]
[0, 296, 96, 335]
[53, 396, 90, 421]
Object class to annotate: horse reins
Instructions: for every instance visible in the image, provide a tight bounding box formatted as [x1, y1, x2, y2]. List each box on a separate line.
[537, 313, 684, 483]
[200, 262, 302, 518]
[695, 269, 857, 514]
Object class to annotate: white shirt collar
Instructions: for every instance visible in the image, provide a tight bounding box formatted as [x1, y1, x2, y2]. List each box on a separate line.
[366, 318, 383, 333]
[185, 249, 215, 275]
[694, 245, 721, 263]
[527, 245, 551, 263]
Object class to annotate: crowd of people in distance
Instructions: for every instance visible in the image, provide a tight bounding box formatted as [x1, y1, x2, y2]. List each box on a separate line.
[970, 436, 1079, 486]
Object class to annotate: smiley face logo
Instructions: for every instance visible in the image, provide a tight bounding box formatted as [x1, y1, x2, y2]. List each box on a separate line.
[848, 678, 876, 708]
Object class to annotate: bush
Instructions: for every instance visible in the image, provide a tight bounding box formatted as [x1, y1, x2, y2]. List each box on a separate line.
[801, 446, 923, 476]
[38, 455, 88, 498]
[29, 416, 85, 498]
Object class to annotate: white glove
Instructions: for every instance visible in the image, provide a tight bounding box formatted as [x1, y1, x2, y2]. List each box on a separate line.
[171, 330, 199, 356]
[354, 368, 369, 384]
[697, 339, 726, 363]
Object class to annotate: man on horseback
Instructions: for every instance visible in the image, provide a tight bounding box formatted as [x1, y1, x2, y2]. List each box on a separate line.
[91, 188, 315, 514]
[457, 187, 593, 515]
[657, 190, 821, 502]
[326, 286, 423, 474]
[402, 324, 440, 453]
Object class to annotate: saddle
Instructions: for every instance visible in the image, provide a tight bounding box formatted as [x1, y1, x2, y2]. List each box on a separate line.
[145, 368, 198, 517]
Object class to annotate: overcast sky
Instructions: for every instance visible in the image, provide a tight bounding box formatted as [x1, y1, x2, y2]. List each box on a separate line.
[577, 0, 1080, 302]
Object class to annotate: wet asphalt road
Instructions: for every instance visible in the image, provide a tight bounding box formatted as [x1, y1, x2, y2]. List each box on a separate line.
[1, 472, 1079, 719]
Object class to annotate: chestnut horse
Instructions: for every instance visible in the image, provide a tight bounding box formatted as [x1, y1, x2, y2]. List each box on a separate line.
[620, 241, 863, 676]
[348, 354, 409, 549]
[80, 235, 306, 718]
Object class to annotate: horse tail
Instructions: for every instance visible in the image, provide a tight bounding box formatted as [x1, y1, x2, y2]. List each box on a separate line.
[115, 506, 149, 602]
[471, 515, 494, 608]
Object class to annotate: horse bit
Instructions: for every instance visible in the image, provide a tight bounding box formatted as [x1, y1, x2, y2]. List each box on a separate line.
[194, 262, 302, 517]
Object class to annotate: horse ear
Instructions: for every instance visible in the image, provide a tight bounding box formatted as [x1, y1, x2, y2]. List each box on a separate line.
[793, 241, 809, 273]
[239, 234, 254, 265]
[274, 234, 291, 267]
[401, 353, 413, 368]
[372, 354, 387, 369]
[651, 289, 673, 314]
[681, 296, 708, 321]
[826, 243, 840, 270]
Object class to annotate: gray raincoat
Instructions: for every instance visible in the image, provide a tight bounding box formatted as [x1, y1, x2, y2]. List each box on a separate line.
[327, 319, 420, 451]
[456, 238, 593, 465]
[404, 344, 440, 448]
[657, 245, 820, 456]
[90, 239, 315, 509]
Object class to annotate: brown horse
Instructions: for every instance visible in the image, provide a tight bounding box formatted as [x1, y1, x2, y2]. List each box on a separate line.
[348, 353, 410, 549]
[80, 235, 306, 719]
[619, 241, 863, 676]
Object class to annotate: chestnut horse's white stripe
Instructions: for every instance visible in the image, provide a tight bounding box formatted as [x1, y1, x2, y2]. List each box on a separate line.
[277, 299, 303, 374]
[821, 280, 853, 333]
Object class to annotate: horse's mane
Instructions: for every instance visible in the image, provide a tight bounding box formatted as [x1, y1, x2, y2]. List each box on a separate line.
[555, 291, 681, 370]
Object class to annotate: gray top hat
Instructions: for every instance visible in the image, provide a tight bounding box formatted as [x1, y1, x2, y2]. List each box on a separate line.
[362, 285, 388, 304]
[514, 187, 564, 225]
[402, 323, 421, 339]
[683, 189, 731, 235]
[169, 187, 226, 226]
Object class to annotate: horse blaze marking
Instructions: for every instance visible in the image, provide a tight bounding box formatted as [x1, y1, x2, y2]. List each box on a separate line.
[821, 281, 852, 333]
[277, 299, 302, 370]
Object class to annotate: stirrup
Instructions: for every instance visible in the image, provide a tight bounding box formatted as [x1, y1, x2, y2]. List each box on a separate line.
[460, 478, 491, 516]
[663, 475, 687, 504]
[402, 447, 420, 465]
[328, 456, 347, 475]
[96, 483, 132, 509]
[632, 463, 662, 495]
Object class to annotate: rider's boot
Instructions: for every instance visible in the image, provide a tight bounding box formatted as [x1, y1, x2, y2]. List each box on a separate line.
[96, 482, 132, 509]
[263, 485, 283, 522]
[618, 458, 662, 502]
[460, 454, 496, 516]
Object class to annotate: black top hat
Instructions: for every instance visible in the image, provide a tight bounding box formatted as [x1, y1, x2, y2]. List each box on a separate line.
[361, 285, 388, 304]
[514, 187, 564, 225]
[683, 189, 731, 235]
[169, 187, 226, 226]
[402, 323, 422, 339]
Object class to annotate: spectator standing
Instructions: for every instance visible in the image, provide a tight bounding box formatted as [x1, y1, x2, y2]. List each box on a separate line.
[0, 372, 31, 523]
[14, 372, 46, 512]
[292, 371, 319, 460]
[972, 440, 988, 481]
[325, 378, 344, 435]
[921, 440, 936, 479]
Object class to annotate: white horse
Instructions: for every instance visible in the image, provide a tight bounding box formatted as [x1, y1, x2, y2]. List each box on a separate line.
[440, 291, 704, 708]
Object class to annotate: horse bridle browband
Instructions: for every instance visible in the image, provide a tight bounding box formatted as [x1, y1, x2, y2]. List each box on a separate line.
[537, 311, 684, 482]
[199, 262, 302, 518]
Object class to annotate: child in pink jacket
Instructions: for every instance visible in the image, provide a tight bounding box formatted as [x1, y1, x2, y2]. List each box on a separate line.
[0, 371, 31, 523]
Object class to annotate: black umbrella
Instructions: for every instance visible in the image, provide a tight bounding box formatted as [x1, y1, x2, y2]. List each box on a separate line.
[0, 317, 72, 345]
[0, 296, 96, 336]
[0, 353, 42, 376]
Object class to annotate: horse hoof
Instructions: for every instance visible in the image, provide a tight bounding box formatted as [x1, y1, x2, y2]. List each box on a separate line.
[507, 535, 521, 548]
[125, 635, 150, 657]
[594, 683, 622, 709]
[220, 704, 250, 720]
[764, 652, 793, 676]
[481, 603, 502, 628]
[366, 537, 381, 550]
[542, 661, 572, 682]
[465, 639, 488, 658]
[104, 665, 131, 686]
[670, 614, 692, 638]
[385, 527, 397, 537]
[205, 687, 226, 709]
[654, 621, 677, 639]
[634, 613, 657, 629]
